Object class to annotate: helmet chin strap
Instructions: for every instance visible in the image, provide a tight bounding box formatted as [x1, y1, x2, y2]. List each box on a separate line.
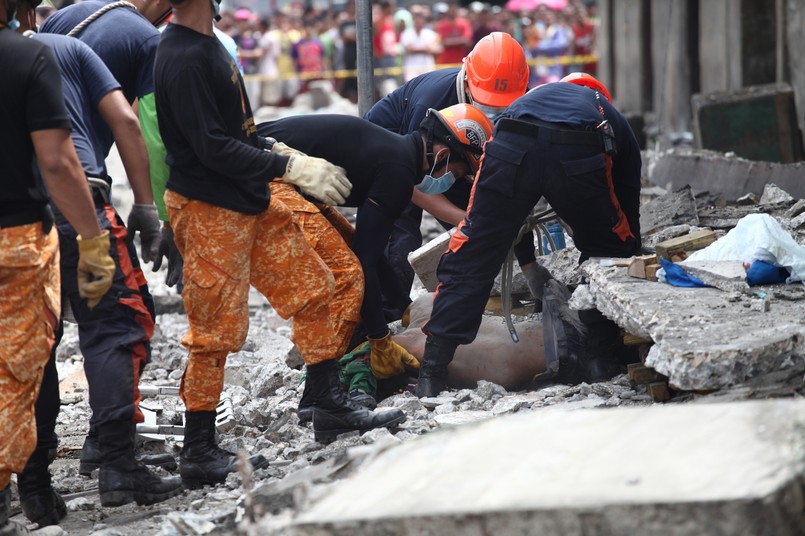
[456, 64, 469, 104]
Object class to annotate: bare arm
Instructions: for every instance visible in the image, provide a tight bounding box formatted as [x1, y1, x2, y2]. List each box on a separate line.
[411, 189, 465, 227]
[31, 128, 102, 238]
[99, 89, 153, 205]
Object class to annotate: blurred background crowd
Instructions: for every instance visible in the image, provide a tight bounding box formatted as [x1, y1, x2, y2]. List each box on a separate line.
[215, 0, 599, 107]
[35, 0, 599, 108]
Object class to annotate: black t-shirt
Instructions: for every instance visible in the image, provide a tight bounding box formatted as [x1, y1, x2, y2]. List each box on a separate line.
[257, 115, 422, 218]
[0, 30, 72, 217]
[155, 24, 288, 214]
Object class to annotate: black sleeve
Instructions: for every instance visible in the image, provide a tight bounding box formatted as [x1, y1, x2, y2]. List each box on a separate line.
[352, 200, 404, 339]
[364, 88, 406, 132]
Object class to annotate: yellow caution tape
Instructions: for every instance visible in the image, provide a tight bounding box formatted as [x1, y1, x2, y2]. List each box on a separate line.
[242, 54, 598, 82]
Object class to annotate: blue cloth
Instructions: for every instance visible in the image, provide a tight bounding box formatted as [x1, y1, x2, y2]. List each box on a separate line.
[33, 34, 121, 180]
[745, 259, 789, 286]
[659, 258, 708, 288]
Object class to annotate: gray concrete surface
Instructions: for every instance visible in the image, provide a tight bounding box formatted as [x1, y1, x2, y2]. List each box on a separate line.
[648, 148, 805, 201]
[285, 399, 805, 536]
[580, 261, 805, 391]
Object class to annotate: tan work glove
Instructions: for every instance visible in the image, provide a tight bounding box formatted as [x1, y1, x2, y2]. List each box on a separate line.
[282, 153, 352, 206]
[270, 141, 307, 159]
[368, 331, 420, 379]
[76, 230, 116, 309]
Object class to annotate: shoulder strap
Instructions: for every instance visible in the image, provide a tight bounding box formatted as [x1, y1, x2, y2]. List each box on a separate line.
[67, 1, 137, 38]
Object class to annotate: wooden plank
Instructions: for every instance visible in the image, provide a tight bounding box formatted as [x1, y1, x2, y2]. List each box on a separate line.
[631, 366, 668, 385]
[645, 263, 661, 282]
[648, 381, 671, 402]
[655, 229, 717, 260]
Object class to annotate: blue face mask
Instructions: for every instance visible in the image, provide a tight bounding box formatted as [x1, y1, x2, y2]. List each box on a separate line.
[416, 170, 456, 195]
[210, 0, 221, 20]
[416, 151, 456, 195]
[8, 16, 20, 30]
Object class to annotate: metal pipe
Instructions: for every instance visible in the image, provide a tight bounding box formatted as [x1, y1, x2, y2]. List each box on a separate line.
[356, 0, 374, 116]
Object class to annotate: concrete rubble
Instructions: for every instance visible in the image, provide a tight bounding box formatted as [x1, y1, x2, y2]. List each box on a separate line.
[11, 85, 804, 535]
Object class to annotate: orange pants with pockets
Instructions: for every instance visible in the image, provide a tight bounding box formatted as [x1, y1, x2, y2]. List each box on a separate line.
[270, 183, 364, 357]
[0, 223, 60, 489]
[165, 190, 337, 412]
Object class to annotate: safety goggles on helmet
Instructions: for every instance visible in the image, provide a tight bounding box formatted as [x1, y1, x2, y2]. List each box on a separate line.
[465, 31, 529, 109]
[560, 72, 613, 103]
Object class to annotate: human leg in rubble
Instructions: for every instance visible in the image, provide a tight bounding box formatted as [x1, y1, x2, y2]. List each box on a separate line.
[394, 293, 546, 389]
[416, 78, 642, 397]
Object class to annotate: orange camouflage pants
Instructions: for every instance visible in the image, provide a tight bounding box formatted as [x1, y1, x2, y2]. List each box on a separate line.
[270, 183, 364, 357]
[165, 190, 337, 412]
[0, 223, 60, 489]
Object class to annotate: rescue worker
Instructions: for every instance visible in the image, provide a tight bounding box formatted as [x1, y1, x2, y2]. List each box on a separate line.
[39, 0, 179, 475]
[154, 0, 406, 483]
[13, 0, 183, 520]
[0, 0, 115, 531]
[257, 103, 494, 416]
[364, 31, 542, 317]
[416, 75, 642, 397]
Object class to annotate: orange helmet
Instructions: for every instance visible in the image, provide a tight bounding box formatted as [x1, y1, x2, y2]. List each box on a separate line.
[561, 72, 612, 102]
[420, 103, 494, 174]
[465, 32, 529, 110]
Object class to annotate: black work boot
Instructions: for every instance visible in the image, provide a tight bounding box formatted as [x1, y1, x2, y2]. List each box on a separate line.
[98, 421, 184, 507]
[296, 380, 314, 425]
[17, 447, 65, 527]
[79, 427, 177, 477]
[539, 280, 622, 385]
[180, 411, 269, 489]
[414, 335, 458, 398]
[1, 485, 31, 536]
[307, 360, 405, 443]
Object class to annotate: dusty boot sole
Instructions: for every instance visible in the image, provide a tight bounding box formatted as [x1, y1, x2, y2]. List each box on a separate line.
[100, 484, 184, 507]
[180, 456, 270, 490]
[313, 412, 407, 444]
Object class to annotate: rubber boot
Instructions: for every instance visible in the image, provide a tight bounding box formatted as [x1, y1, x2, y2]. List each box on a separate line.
[79, 426, 177, 477]
[98, 421, 184, 507]
[1, 485, 31, 536]
[414, 335, 458, 398]
[180, 411, 269, 489]
[17, 447, 65, 527]
[307, 360, 405, 443]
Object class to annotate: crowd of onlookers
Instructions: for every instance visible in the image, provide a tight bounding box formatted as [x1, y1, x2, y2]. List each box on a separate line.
[214, 0, 599, 107]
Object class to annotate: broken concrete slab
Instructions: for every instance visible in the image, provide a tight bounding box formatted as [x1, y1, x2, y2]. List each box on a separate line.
[408, 227, 454, 292]
[677, 260, 750, 293]
[285, 399, 805, 536]
[639, 185, 699, 236]
[648, 148, 805, 202]
[579, 261, 805, 391]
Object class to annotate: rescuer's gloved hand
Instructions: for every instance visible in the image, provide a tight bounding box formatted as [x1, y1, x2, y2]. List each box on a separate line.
[270, 141, 308, 159]
[152, 224, 184, 288]
[401, 302, 413, 328]
[368, 331, 420, 379]
[126, 203, 161, 263]
[282, 153, 352, 206]
[76, 230, 116, 309]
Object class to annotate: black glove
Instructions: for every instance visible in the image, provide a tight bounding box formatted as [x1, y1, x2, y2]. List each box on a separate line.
[152, 226, 184, 288]
[126, 204, 161, 263]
